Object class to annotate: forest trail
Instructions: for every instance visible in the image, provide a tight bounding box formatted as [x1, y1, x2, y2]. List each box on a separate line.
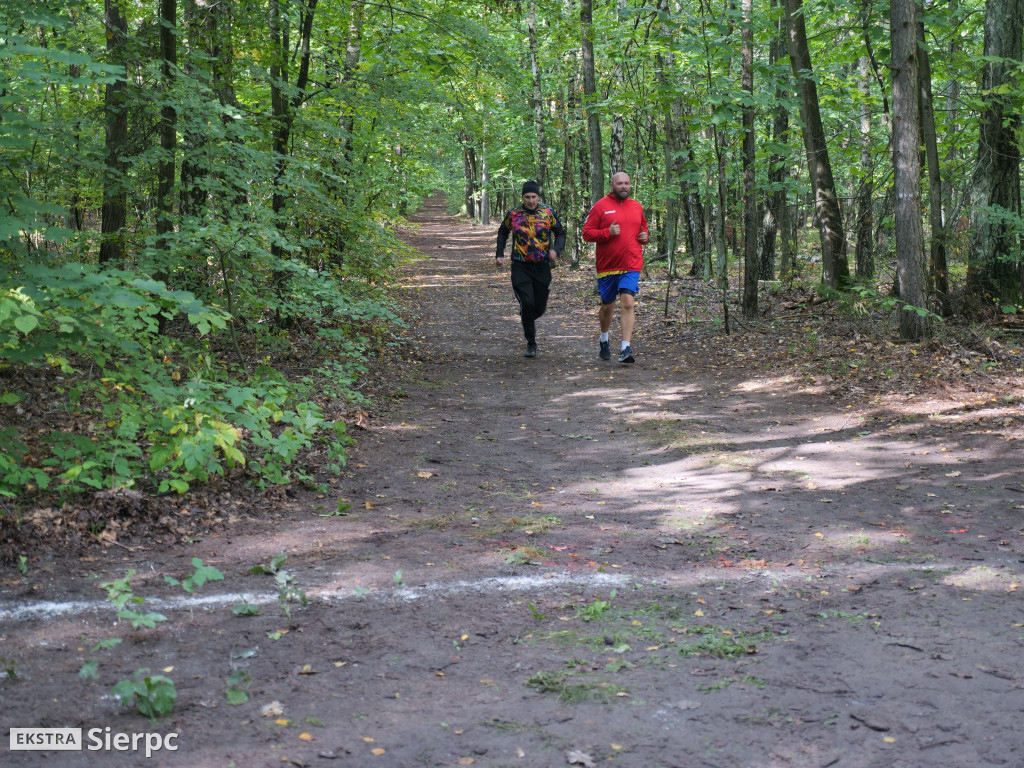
[3, 195, 1024, 768]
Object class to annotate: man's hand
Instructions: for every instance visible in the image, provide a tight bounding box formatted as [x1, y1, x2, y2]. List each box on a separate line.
[495, 256, 504, 268]
[608, 221, 620, 237]
[638, 230, 649, 244]
[548, 249, 558, 267]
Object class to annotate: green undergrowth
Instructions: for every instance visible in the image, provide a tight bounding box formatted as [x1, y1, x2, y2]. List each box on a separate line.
[0, 261, 404, 504]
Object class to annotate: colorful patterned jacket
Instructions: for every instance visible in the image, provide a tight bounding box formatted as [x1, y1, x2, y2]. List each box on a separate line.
[495, 204, 566, 263]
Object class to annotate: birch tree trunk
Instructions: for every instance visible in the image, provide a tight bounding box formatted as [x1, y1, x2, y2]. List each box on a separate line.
[891, 0, 930, 339]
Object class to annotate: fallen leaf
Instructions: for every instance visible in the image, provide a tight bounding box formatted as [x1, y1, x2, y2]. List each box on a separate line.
[371, 747, 386, 755]
[364, 501, 375, 509]
[299, 733, 314, 741]
[275, 719, 289, 726]
[458, 759, 475, 765]
[298, 664, 317, 675]
[566, 750, 596, 768]
[417, 471, 436, 479]
[261, 701, 284, 717]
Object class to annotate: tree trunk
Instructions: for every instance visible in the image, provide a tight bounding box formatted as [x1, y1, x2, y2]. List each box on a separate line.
[269, 0, 318, 304]
[917, 15, 950, 316]
[340, 0, 364, 169]
[156, 0, 177, 258]
[527, 0, 547, 188]
[654, 0, 681, 275]
[560, 65, 582, 266]
[479, 144, 490, 225]
[741, 0, 758, 317]
[784, 0, 850, 288]
[758, 3, 789, 283]
[179, 0, 206, 220]
[580, 0, 604, 202]
[967, 0, 1024, 304]
[608, 0, 627, 176]
[462, 139, 477, 218]
[891, 0, 930, 340]
[99, 0, 128, 265]
[854, 55, 875, 279]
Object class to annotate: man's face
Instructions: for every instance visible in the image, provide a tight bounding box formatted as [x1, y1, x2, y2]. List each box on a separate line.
[611, 174, 631, 199]
[522, 192, 540, 209]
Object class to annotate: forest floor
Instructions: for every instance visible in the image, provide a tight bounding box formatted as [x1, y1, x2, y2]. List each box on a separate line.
[2, 195, 1024, 768]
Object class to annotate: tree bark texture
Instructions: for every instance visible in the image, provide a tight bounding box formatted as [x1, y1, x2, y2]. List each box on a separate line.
[967, 0, 1024, 303]
[891, 0, 931, 339]
[741, 0, 758, 317]
[784, 0, 850, 288]
[156, 0, 177, 251]
[527, 0, 547, 188]
[580, 0, 605, 202]
[917, 17, 950, 316]
[99, 0, 128, 265]
[854, 55, 875, 279]
[758, 0, 788, 282]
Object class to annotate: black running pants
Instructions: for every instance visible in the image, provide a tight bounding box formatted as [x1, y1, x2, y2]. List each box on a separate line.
[510, 260, 552, 344]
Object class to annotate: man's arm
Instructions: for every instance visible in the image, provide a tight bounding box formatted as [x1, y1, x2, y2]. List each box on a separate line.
[581, 203, 610, 243]
[495, 218, 510, 260]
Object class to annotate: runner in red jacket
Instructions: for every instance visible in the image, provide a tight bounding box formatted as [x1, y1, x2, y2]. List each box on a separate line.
[582, 172, 649, 363]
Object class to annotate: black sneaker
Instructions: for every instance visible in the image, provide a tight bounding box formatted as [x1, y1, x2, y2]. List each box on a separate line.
[525, 342, 537, 358]
[618, 345, 635, 364]
[599, 340, 611, 361]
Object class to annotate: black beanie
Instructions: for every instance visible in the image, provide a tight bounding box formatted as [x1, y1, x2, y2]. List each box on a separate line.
[522, 180, 541, 196]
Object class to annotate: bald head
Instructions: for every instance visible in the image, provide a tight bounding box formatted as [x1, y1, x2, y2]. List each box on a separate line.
[611, 173, 632, 200]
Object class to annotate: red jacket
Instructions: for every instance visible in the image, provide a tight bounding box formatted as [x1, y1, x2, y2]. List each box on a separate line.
[582, 194, 649, 276]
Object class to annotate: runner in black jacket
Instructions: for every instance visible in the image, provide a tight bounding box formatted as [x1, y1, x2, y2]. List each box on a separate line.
[495, 180, 566, 358]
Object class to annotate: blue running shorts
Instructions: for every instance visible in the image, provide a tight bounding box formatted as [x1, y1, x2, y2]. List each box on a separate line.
[597, 271, 640, 305]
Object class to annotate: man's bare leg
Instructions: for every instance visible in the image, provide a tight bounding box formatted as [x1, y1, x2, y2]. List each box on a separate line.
[599, 302, 615, 334]
[619, 293, 635, 344]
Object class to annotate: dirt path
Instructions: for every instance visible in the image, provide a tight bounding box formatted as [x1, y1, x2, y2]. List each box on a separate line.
[3, 195, 1024, 768]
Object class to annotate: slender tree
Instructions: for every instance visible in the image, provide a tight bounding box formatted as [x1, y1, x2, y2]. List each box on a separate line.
[156, 0, 177, 259]
[580, 0, 604, 203]
[741, 0, 758, 317]
[854, 55, 875, 279]
[891, 0, 930, 339]
[99, 0, 129, 264]
[758, 1, 790, 282]
[784, 0, 850, 288]
[527, 0, 547, 187]
[917, 15, 950, 316]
